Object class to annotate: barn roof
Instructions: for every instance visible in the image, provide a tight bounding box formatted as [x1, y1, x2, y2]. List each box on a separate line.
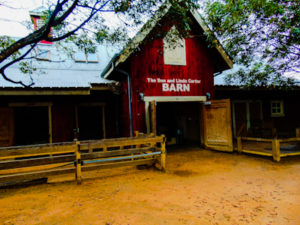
[0, 42, 119, 94]
[102, 4, 233, 78]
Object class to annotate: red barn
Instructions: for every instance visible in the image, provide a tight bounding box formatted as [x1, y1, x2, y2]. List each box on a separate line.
[103, 6, 234, 151]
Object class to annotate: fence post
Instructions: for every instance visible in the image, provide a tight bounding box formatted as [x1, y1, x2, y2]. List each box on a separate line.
[75, 141, 82, 184]
[296, 128, 300, 138]
[237, 137, 242, 153]
[160, 135, 166, 172]
[272, 139, 280, 162]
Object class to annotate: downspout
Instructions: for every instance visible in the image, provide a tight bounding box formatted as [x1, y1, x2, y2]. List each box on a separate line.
[116, 68, 134, 137]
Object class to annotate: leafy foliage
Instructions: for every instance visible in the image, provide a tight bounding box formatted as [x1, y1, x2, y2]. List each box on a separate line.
[204, 0, 299, 87]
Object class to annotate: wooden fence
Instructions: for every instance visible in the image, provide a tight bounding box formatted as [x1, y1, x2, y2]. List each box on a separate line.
[0, 133, 166, 186]
[237, 137, 300, 162]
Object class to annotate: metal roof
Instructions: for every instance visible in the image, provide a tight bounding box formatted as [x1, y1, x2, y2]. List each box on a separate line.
[0, 42, 120, 89]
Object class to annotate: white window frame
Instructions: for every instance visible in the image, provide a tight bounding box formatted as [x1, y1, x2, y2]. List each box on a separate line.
[74, 52, 99, 63]
[163, 26, 186, 66]
[270, 100, 284, 117]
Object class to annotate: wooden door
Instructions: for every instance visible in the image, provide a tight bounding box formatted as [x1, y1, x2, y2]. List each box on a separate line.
[0, 107, 14, 147]
[202, 99, 233, 152]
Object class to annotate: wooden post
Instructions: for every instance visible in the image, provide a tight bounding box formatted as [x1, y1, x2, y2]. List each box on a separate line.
[237, 137, 242, 153]
[48, 105, 53, 144]
[272, 139, 280, 162]
[102, 106, 106, 139]
[160, 135, 166, 172]
[296, 128, 300, 138]
[75, 141, 82, 184]
[150, 101, 157, 136]
[74, 105, 79, 140]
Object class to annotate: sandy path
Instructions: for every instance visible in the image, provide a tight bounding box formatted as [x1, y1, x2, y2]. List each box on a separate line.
[0, 149, 300, 225]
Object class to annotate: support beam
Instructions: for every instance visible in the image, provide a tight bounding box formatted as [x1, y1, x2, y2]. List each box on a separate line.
[48, 105, 53, 144]
[150, 101, 157, 136]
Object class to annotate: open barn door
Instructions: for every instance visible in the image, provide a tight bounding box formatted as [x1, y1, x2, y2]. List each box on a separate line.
[202, 99, 233, 152]
[0, 108, 14, 147]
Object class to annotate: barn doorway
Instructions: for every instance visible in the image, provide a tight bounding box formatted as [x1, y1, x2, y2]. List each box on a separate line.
[14, 106, 49, 145]
[76, 105, 106, 141]
[156, 102, 201, 147]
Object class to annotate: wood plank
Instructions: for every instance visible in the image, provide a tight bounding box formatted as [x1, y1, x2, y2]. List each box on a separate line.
[278, 137, 300, 143]
[79, 137, 163, 150]
[0, 167, 75, 184]
[280, 152, 300, 157]
[241, 137, 273, 142]
[82, 158, 156, 172]
[0, 155, 75, 170]
[241, 149, 273, 157]
[237, 137, 242, 153]
[0, 145, 77, 160]
[0, 148, 156, 170]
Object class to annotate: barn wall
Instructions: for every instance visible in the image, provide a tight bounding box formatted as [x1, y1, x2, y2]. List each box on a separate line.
[0, 91, 119, 146]
[126, 34, 215, 134]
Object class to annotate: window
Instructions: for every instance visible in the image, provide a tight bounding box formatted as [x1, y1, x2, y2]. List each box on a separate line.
[163, 26, 186, 66]
[271, 100, 284, 117]
[36, 49, 50, 60]
[74, 52, 98, 63]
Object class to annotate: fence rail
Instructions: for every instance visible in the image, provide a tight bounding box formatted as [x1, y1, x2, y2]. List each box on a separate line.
[0, 133, 166, 186]
[237, 137, 300, 162]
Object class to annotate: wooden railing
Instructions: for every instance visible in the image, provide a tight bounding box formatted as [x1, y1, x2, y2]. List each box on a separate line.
[237, 136, 300, 162]
[0, 133, 166, 186]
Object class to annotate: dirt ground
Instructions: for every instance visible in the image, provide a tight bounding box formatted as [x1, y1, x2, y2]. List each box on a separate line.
[0, 148, 300, 225]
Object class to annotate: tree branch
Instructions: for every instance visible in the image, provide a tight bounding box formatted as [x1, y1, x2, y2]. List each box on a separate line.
[0, 43, 37, 87]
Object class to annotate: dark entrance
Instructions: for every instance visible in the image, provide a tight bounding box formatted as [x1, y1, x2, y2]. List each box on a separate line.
[78, 106, 104, 141]
[14, 107, 49, 145]
[156, 102, 201, 146]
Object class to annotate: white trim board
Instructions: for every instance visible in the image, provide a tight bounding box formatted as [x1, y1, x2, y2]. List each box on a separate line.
[144, 96, 206, 102]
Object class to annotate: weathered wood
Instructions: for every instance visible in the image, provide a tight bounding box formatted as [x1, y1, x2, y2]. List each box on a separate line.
[160, 135, 166, 171]
[241, 149, 273, 157]
[75, 142, 82, 184]
[0, 144, 77, 160]
[237, 137, 242, 153]
[277, 137, 300, 142]
[79, 136, 164, 151]
[202, 99, 233, 152]
[82, 158, 156, 172]
[0, 167, 75, 184]
[296, 128, 300, 138]
[272, 139, 281, 162]
[240, 137, 273, 142]
[0, 155, 75, 170]
[150, 101, 157, 136]
[48, 105, 53, 144]
[102, 106, 106, 139]
[0, 135, 166, 185]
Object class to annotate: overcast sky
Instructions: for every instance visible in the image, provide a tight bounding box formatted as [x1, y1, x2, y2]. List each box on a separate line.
[0, 0, 43, 36]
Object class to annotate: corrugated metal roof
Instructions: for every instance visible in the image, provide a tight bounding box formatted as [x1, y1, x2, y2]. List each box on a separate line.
[0, 42, 120, 88]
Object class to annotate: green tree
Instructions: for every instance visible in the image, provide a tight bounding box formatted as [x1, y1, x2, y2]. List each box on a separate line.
[0, 0, 198, 86]
[204, 0, 299, 87]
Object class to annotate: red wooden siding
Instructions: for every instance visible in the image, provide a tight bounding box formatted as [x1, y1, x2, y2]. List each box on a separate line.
[52, 105, 74, 142]
[130, 37, 214, 97]
[121, 31, 216, 135]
